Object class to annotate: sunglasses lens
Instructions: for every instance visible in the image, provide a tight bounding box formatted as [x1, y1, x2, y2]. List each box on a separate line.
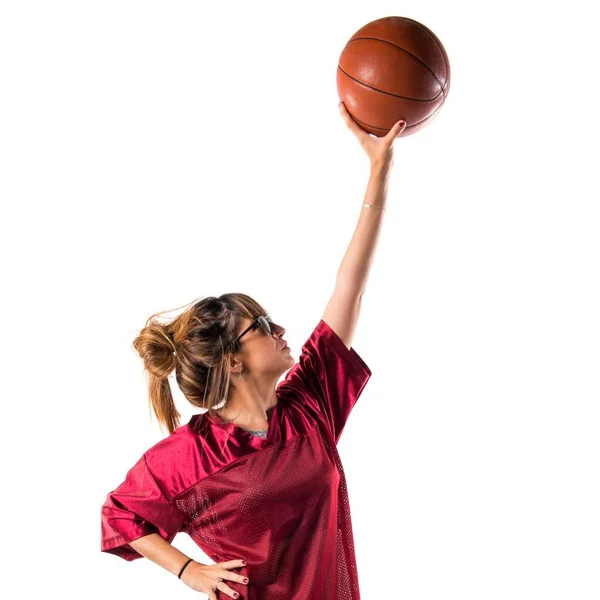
[257, 316, 272, 335]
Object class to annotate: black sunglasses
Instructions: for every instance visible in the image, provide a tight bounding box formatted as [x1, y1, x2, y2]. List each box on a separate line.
[233, 314, 280, 346]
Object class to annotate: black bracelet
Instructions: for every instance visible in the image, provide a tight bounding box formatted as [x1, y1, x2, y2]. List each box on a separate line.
[177, 558, 194, 579]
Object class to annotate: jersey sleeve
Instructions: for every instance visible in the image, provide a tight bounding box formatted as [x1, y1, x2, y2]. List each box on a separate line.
[101, 453, 186, 561]
[282, 318, 372, 443]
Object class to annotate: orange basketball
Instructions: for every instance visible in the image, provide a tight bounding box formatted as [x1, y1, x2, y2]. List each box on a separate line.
[336, 16, 451, 138]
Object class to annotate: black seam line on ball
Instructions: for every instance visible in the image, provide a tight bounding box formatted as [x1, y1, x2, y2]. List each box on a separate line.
[352, 115, 414, 131]
[347, 36, 447, 91]
[400, 19, 450, 98]
[344, 36, 447, 96]
[352, 93, 446, 132]
[337, 64, 444, 103]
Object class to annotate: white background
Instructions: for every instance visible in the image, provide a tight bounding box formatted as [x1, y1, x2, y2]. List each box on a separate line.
[2, 0, 599, 598]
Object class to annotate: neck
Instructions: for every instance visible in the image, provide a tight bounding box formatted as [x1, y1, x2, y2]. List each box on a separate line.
[218, 379, 278, 430]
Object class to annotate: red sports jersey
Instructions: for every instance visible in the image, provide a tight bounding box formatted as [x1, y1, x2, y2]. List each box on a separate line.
[101, 318, 372, 599]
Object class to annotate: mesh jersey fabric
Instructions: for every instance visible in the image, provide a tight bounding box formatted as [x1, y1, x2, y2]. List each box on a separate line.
[101, 318, 372, 599]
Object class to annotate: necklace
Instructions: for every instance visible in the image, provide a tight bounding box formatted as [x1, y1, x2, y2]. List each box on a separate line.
[245, 428, 268, 438]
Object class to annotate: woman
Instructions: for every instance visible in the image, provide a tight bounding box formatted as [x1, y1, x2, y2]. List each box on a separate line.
[100, 104, 407, 599]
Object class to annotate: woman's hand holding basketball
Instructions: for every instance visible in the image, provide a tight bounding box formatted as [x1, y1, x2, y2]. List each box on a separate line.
[180, 559, 249, 599]
[338, 101, 406, 172]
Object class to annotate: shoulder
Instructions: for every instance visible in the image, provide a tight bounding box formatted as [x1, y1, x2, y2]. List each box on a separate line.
[145, 418, 196, 458]
[143, 417, 205, 496]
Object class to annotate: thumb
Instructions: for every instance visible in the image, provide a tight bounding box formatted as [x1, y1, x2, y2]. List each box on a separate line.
[390, 119, 407, 138]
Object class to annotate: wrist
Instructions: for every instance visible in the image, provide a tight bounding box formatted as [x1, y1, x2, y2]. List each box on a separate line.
[175, 558, 194, 581]
[369, 162, 391, 178]
[179, 559, 200, 585]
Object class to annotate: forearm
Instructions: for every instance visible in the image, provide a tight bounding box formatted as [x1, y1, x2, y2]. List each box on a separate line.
[336, 164, 390, 295]
[129, 533, 194, 576]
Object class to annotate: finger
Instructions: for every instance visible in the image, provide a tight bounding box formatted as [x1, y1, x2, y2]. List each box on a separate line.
[217, 559, 246, 569]
[387, 119, 407, 140]
[219, 568, 249, 585]
[215, 579, 239, 598]
[338, 102, 370, 143]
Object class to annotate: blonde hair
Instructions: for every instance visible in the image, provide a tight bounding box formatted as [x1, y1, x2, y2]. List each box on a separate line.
[132, 293, 268, 434]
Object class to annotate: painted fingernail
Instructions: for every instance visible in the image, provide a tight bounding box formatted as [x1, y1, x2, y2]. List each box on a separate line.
[234, 594, 239, 598]
[243, 578, 249, 584]
[241, 560, 247, 565]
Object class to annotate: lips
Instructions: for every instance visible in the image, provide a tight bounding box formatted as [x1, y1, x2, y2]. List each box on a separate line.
[281, 342, 288, 350]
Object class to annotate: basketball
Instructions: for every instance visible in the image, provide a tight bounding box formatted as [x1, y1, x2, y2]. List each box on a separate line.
[336, 16, 451, 138]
